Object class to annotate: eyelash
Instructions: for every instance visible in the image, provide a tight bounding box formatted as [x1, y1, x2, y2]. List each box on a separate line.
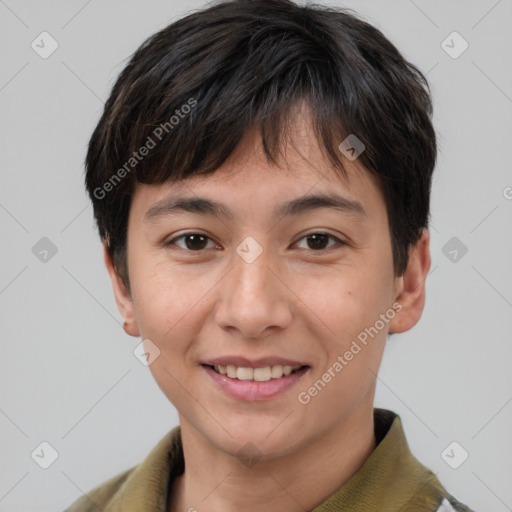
[165, 232, 347, 253]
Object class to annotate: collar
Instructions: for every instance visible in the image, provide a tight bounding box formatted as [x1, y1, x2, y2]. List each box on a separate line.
[311, 408, 448, 511]
[104, 408, 451, 511]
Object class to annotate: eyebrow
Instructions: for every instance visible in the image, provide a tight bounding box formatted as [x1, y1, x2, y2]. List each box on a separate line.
[144, 192, 367, 223]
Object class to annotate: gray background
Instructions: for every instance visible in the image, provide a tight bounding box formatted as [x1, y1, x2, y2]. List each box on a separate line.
[1, 0, 511, 510]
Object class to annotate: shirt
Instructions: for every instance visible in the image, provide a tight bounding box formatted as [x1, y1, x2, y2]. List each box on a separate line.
[63, 408, 476, 512]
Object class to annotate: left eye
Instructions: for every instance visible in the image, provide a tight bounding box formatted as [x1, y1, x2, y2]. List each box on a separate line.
[166, 232, 344, 252]
[294, 233, 344, 251]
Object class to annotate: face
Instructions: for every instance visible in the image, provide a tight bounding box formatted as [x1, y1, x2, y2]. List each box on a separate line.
[106, 113, 430, 461]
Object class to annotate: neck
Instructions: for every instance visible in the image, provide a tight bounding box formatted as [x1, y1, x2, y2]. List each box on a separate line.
[168, 401, 376, 512]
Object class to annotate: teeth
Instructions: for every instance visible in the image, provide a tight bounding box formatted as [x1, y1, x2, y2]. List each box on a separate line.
[237, 367, 253, 380]
[271, 365, 283, 378]
[212, 364, 303, 381]
[254, 367, 271, 381]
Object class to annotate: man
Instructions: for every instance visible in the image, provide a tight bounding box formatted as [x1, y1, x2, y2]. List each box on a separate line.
[65, 1, 475, 510]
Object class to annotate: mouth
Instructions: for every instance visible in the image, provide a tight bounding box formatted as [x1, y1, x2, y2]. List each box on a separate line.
[203, 363, 309, 382]
[201, 363, 311, 401]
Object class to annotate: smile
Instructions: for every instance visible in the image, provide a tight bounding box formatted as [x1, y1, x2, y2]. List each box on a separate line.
[202, 364, 310, 401]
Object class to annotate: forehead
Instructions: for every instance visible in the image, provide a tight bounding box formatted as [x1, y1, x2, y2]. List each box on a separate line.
[129, 111, 385, 222]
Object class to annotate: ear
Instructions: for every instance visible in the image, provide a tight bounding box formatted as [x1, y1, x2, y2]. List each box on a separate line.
[103, 243, 140, 337]
[388, 228, 431, 334]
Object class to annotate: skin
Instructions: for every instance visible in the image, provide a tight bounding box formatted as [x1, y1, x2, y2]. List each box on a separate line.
[104, 108, 431, 511]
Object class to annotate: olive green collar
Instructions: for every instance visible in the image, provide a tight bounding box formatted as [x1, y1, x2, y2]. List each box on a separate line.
[102, 409, 454, 511]
[311, 408, 448, 511]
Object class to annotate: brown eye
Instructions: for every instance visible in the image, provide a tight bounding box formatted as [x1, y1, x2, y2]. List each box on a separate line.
[294, 233, 345, 252]
[166, 233, 217, 251]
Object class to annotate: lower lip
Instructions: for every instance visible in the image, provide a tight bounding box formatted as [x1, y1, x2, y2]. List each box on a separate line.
[202, 365, 310, 401]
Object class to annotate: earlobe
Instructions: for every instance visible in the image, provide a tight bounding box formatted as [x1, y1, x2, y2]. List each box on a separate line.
[388, 229, 431, 334]
[102, 243, 140, 337]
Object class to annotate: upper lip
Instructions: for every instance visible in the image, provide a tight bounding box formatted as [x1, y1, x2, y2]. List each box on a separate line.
[202, 356, 310, 369]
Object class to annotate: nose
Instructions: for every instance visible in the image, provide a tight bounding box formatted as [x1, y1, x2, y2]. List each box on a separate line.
[214, 247, 293, 340]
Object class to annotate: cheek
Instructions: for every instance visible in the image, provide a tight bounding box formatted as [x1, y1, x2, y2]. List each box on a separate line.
[298, 265, 392, 341]
[299, 278, 392, 411]
[129, 266, 209, 408]
[129, 260, 206, 348]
